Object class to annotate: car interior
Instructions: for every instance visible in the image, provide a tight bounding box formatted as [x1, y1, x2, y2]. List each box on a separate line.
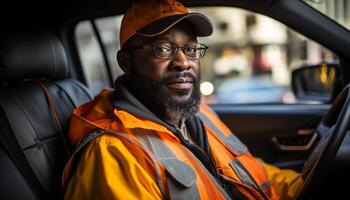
[0, 0, 349, 199]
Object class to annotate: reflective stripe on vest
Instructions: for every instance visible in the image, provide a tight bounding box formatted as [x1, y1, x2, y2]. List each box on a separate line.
[198, 111, 270, 200]
[71, 129, 231, 199]
[198, 112, 248, 156]
[230, 159, 269, 200]
[132, 128, 201, 200]
[132, 128, 232, 200]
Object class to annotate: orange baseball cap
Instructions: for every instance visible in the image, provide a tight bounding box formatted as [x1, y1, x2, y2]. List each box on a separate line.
[120, 0, 213, 48]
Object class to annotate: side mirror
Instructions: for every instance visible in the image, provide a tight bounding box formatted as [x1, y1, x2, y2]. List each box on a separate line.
[292, 63, 340, 103]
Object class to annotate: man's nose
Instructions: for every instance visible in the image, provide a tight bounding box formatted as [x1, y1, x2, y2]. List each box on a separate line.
[170, 49, 192, 71]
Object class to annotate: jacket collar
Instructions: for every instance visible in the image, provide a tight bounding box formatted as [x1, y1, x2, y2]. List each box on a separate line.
[110, 76, 212, 162]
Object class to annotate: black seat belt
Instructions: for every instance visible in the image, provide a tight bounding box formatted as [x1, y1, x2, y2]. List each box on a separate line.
[0, 94, 47, 200]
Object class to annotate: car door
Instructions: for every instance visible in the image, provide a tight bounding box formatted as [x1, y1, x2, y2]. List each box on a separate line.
[211, 103, 329, 171]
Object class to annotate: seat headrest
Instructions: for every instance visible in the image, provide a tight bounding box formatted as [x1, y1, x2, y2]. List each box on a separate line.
[0, 30, 69, 83]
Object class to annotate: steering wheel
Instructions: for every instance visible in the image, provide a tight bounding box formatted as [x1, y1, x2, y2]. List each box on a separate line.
[296, 84, 350, 199]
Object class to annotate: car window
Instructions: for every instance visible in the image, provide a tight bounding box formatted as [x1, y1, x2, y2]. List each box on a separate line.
[95, 16, 124, 81]
[192, 7, 337, 104]
[75, 21, 111, 96]
[75, 7, 338, 103]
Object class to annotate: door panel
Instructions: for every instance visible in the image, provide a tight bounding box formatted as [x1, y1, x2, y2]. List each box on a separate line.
[211, 104, 330, 171]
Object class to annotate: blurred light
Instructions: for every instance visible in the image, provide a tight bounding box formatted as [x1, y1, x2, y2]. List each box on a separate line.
[282, 91, 296, 104]
[200, 82, 214, 96]
[320, 63, 328, 84]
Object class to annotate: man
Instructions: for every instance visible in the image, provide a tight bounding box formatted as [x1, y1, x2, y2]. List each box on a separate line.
[62, 0, 303, 199]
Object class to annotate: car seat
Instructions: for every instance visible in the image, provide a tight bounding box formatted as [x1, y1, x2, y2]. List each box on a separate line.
[0, 29, 92, 200]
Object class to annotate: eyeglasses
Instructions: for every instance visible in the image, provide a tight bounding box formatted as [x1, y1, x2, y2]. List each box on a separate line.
[125, 42, 209, 59]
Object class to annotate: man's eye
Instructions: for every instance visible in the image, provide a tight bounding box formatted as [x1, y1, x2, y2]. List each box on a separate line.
[154, 45, 171, 56]
[185, 46, 197, 55]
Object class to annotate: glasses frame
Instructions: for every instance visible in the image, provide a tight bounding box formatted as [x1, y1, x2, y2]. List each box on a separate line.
[124, 42, 209, 59]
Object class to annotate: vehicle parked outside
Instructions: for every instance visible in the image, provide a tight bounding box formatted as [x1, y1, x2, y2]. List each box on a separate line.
[215, 76, 293, 104]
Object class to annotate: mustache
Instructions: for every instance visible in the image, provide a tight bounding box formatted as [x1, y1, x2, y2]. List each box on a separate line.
[159, 72, 198, 84]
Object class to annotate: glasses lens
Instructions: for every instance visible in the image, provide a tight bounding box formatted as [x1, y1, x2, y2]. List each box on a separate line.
[184, 43, 207, 59]
[153, 43, 172, 58]
[153, 43, 208, 59]
[184, 45, 197, 58]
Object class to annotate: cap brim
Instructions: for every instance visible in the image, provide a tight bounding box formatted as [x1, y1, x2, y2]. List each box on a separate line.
[137, 13, 213, 37]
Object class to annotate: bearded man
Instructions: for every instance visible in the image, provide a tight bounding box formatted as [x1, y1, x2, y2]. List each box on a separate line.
[63, 0, 303, 199]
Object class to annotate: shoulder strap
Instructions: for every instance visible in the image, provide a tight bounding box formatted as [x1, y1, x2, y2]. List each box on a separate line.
[65, 129, 105, 187]
[0, 96, 48, 200]
[198, 111, 270, 199]
[33, 80, 72, 156]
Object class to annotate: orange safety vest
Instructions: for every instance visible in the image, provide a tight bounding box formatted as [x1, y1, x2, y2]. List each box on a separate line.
[62, 89, 279, 200]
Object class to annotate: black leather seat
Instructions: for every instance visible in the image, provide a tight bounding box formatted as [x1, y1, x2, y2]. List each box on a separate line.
[0, 30, 92, 200]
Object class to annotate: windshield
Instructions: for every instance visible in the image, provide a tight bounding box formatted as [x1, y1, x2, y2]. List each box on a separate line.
[303, 0, 350, 31]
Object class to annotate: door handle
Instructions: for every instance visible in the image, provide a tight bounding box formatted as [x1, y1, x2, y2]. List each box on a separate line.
[272, 129, 318, 151]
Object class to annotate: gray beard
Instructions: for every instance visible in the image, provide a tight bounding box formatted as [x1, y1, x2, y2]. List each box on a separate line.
[160, 83, 201, 120]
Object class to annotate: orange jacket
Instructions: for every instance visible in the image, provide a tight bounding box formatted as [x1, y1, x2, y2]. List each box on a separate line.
[63, 86, 302, 200]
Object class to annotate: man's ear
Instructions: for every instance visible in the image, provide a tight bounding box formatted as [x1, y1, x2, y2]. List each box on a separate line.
[117, 50, 131, 74]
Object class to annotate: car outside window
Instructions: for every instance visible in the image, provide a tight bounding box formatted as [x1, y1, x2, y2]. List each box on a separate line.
[75, 7, 337, 103]
[75, 21, 110, 96]
[191, 7, 337, 104]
